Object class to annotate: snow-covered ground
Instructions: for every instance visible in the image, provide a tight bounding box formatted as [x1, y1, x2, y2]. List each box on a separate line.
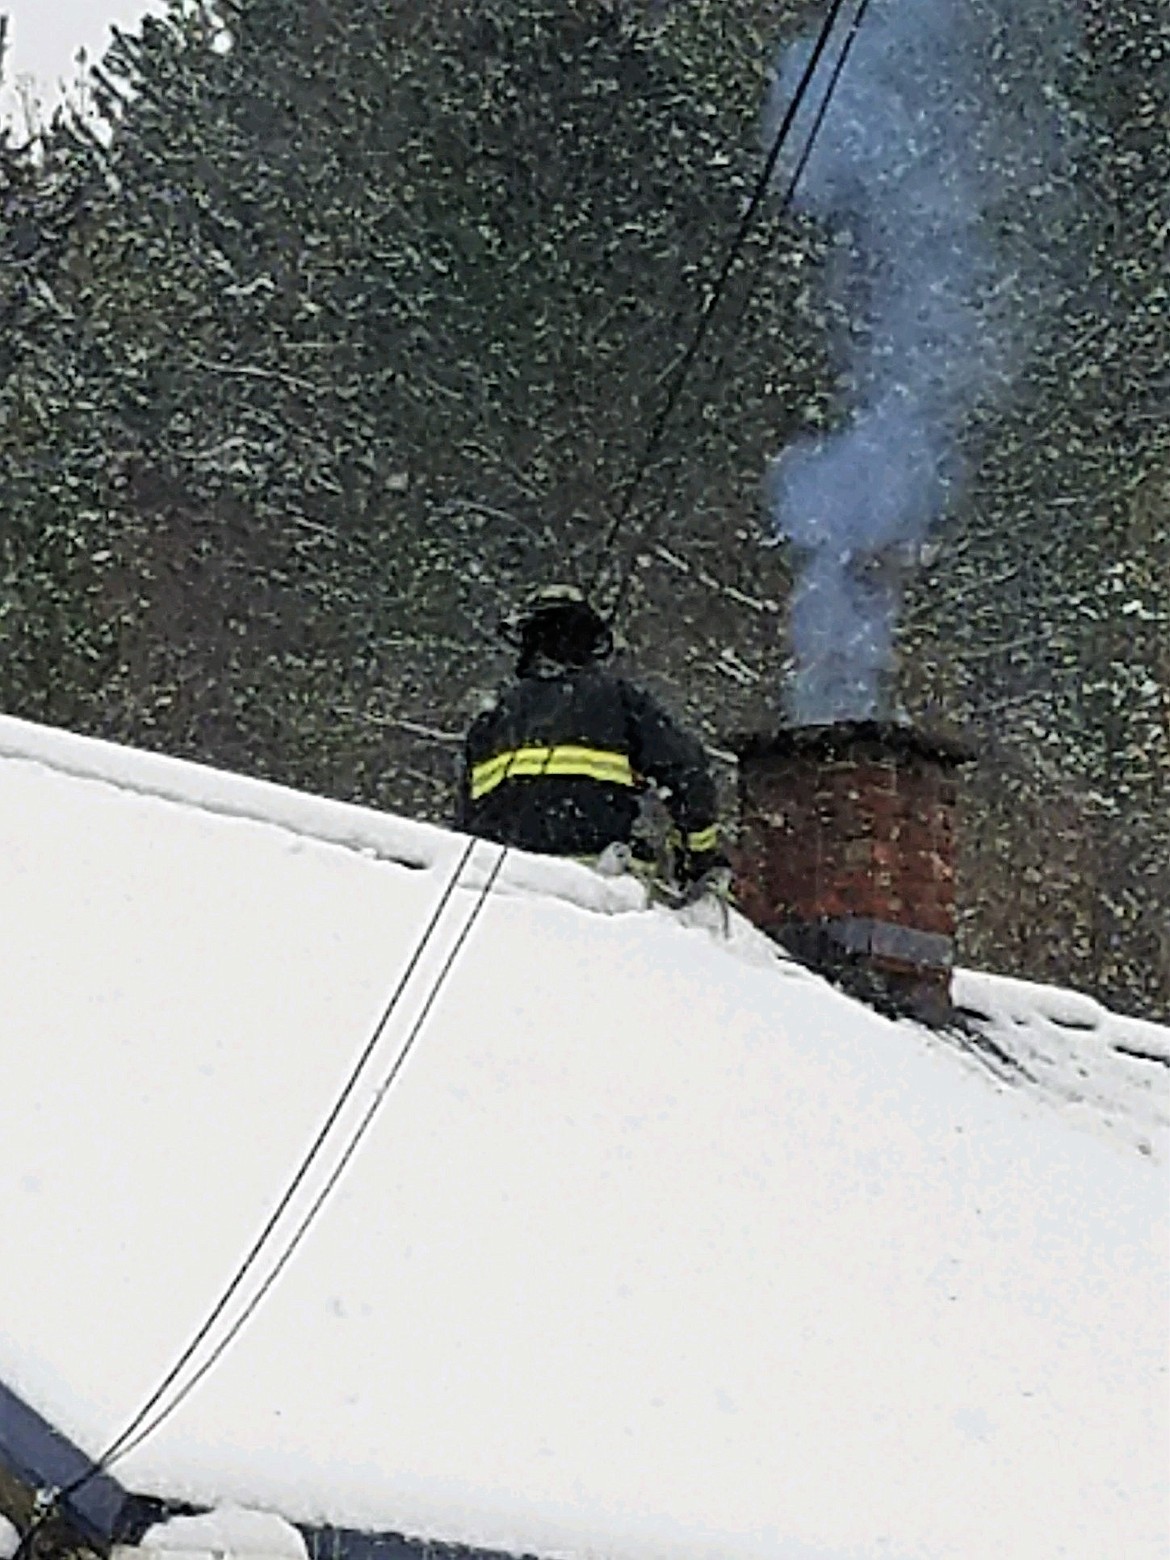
[1, 713, 1167, 1560]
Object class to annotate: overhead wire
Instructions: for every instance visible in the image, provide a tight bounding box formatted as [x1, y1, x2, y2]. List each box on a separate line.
[50, 747, 554, 1520]
[66, 843, 510, 1485]
[698, 0, 874, 423]
[591, 0, 854, 580]
[52, 831, 486, 1504]
[592, 0, 873, 625]
[19, 6, 876, 1532]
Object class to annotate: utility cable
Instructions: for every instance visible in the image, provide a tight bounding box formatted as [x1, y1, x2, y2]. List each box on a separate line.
[15, 8, 875, 1529]
[86, 842, 509, 1479]
[697, 0, 874, 421]
[56, 749, 536, 1506]
[14, 0, 893, 1521]
[602, 0, 875, 631]
[53, 831, 483, 1505]
[590, 0, 855, 606]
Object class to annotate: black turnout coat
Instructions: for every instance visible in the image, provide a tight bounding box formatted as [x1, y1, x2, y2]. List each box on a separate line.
[456, 663, 720, 868]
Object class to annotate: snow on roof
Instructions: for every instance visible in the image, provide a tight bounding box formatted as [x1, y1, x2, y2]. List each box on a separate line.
[953, 968, 1169, 1158]
[139, 1508, 309, 1560]
[1, 713, 1167, 1560]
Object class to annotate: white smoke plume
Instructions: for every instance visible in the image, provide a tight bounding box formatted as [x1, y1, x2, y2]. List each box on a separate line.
[767, 0, 1079, 723]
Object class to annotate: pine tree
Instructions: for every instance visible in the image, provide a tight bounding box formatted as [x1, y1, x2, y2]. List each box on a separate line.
[1, 0, 811, 793]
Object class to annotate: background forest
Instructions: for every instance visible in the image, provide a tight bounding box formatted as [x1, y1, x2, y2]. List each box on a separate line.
[1, 0, 1166, 1015]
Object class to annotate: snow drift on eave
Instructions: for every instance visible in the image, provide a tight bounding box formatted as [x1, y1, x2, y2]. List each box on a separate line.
[0, 712, 1167, 1560]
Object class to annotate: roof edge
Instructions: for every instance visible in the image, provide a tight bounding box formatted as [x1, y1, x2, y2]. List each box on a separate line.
[0, 714, 441, 874]
[0, 1379, 136, 1545]
[0, 1385, 538, 1560]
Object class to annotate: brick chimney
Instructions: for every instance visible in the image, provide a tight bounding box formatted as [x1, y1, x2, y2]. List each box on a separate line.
[731, 721, 975, 1021]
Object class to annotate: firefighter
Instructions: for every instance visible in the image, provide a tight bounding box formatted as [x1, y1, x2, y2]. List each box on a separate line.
[456, 585, 728, 896]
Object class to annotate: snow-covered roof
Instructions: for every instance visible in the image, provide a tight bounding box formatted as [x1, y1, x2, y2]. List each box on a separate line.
[1, 713, 1167, 1560]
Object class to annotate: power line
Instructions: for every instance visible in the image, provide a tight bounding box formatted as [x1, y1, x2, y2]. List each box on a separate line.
[593, 0, 874, 627]
[68, 49, 880, 1466]
[81, 843, 510, 1482]
[608, 0, 875, 628]
[53, 749, 546, 1510]
[19, 10, 877, 1526]
[701, 0, 874, 412]
[56, 831, 485, 1503]
[589, 0, 856, 605]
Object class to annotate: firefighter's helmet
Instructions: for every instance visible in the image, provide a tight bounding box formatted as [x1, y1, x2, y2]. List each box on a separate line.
[502, 584, 614, 665]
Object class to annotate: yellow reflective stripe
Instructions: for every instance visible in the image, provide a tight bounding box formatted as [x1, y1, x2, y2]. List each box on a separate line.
[470, 745, 635, 801]
[686, 823, 720, 854]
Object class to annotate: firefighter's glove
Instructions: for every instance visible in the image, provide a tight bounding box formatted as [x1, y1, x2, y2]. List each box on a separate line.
[681, 856, 734, 907]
